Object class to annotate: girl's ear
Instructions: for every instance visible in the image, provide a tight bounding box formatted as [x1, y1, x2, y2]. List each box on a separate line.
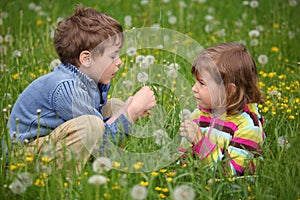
[229, 83, 236, 93]
[79, 50, 91, 67]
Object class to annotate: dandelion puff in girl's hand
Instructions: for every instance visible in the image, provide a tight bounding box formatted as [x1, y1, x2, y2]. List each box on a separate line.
[137, 72, 149, 83]
[92, 157, 113, 173]
[179, 109, 192, 121]
[130, 184, 148, 200]
[173, 184, 196, 200]
[88, 175, 107, 186]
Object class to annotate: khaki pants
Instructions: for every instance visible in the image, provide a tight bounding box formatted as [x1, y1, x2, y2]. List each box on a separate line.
[27, 98, 124, 174]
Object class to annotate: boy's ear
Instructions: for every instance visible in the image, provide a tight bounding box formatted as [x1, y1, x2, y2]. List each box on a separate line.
[79, 50, 91, 67]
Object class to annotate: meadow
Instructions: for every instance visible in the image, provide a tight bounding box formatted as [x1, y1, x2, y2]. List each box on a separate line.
[0, 0, 299, 199]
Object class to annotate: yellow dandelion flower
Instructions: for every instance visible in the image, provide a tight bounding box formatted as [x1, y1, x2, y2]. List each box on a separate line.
[288, 115, 295, 120]
[140, 181, 148, 186]
[113, 161, 121, 168]
[106, 178, 111, 182]
[271, 46, 279, 52]
[64, 182, 68, 187]
[41, 157, 51, 163]
[107, 94, 111, 99]
[104, 193, 111, 198]
[26, 157, 34, 162]
[162, 188, 168, 193]
[159, 193, 167, 198]
[182, 163, 187, 168]
[155, 187, 162, 191]
[159, 169, 167, 173]
[166, 172, 175, 177]
[35, 178, 45, 187]
[12, 73, 19, 80]
[262, 107, 269, 113]
[166, 177, 172, 182]
[133, 162, 144, 170]
[112, 185, 120, 190]
[248, 185, 251, 192]
[205, 185, 210, 190]
[77, 181, 81, 186]
[84, 172, 88, 176]
[10, 165, 17, 171]
[121, 72, 126, 77]
[157, 73, 161, 78]
[273, 23, 279, 28]
[278, 74, 286, 79]
[16, 163, 25, 167]
[30, 73, 37, 78]
[151, 172, 158, 176]
[41, 173, 48, 179]
[36, 19, 43, 25]
[228, 177, 234, 182]
[210, 35, 216, 42]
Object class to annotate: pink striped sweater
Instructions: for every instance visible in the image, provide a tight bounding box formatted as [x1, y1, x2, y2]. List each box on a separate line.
[190, 103, 265, 175]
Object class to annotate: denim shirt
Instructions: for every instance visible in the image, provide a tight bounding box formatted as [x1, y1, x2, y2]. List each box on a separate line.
[9, 63, 131, 146]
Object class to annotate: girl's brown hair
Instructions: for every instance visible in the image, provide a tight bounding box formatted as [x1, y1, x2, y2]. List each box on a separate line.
[192, 42, 264, 114]
[54, 4, 123, 67]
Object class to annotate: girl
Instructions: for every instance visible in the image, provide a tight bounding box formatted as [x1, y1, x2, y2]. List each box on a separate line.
[180, 42, 265, 176]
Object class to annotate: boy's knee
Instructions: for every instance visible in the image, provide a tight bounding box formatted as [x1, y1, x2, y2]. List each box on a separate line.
[79, 115, 104, 134]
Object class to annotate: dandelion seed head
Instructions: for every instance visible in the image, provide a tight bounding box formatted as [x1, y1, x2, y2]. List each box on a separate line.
[137, 72, 149, 83]
[250, 1, 259, 8]
[127, 46, 137, 56]
[154, 129, 170, 146]
[248, 30, 260, 37]
[130, 185, 148, 200]
[92, 157, 112, 173]
[17, 172, 33, 187]
[168, 16, 177, 24]
[173, 184, 196, 200]
[258, 55, 268, 65]
[88, 174, 107, 186]
[50, 59, 61, 69]
[9, 180, 26, 194]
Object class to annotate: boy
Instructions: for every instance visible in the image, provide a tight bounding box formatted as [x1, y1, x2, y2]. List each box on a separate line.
[8, 5, 156, 173]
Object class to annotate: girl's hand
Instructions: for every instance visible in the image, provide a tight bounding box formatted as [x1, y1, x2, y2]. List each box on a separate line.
[179, 119, 202, 145]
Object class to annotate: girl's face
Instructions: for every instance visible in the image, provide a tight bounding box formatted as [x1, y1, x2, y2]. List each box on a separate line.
[192, 70, 224, 110]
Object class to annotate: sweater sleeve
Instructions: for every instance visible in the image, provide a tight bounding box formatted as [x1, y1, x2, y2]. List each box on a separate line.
[194, 122, 264, 175]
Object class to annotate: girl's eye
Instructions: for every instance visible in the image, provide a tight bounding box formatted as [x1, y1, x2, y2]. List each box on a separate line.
[198, 80, 206, 86]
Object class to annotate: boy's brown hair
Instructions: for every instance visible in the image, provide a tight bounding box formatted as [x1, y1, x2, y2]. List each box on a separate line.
[54, 4, 123, 67]
[192, 42, 264, 114]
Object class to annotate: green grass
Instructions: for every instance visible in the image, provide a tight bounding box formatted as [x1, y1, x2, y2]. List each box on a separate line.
[0, 0, 299, 199]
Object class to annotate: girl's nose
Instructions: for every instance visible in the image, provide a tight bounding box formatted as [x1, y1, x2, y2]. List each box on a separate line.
[115, 58, 122, 66]
[192, 82, 198, 93]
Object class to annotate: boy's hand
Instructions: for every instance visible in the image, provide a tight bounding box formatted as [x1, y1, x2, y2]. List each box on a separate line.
[127, 86, 156, 122]
[179, 119, 202, 145]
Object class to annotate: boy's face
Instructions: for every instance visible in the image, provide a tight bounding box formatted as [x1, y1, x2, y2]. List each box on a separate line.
[88, 43, 122, 84]
[192, 69, 223, 110]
